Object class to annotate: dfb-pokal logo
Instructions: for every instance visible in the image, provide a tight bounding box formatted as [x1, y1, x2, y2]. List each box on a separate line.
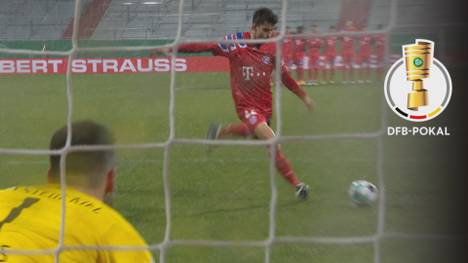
[384, 39, 452, 122]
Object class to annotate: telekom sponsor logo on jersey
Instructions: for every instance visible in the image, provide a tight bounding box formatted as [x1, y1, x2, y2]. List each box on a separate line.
[242, 66, 267, 81]
[0, 57, 230, 74]
[242, 66, 254, 80]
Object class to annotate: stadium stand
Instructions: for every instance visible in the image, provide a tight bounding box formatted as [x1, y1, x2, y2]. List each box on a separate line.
[63, 0, 112, 39]
[0, 0, 342, 41]
[93, 0, 222, 39]
[368, 0, 391, 28]
[93, 0, 342, 40]
[0, 0, 445, 43]
[0, 0, 87, 40]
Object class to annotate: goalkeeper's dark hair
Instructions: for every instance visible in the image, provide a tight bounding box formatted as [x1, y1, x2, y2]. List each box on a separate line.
[49, 120, 116, 188]
[252, 7, 278, 26]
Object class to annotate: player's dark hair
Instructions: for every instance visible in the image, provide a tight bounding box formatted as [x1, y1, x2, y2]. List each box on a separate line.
[49, 120, 115, 188]
[252, 7, 278, 26]
[297, 25, 304, 33]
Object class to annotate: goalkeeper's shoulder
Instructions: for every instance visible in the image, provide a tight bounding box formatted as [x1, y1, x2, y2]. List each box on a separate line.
[67, 191, 153, 261]
[96, 206, 154, 262]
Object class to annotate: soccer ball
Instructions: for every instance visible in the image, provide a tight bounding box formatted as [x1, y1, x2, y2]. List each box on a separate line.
[348, 180, 378, 206]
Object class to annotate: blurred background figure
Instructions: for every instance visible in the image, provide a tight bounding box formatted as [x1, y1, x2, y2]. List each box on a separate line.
[282, 26, 294, 69]
[324, 25, 337, 84]
[373, 24, 387, 81]
[340, 20, 357, 84]
[306, 24, 323, 85]
[357, 26, 373, 83]
[293, 25, 306, 85]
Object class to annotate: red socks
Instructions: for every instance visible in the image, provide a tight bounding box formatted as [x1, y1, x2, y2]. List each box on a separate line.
[269, 148, 300, 187]
[296, 68, 304, 82]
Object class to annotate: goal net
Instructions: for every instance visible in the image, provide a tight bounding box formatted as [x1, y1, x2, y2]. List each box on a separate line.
[0, 0, 461, 262]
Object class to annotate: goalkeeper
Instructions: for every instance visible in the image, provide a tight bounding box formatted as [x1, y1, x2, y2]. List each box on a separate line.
[0, 121, 153, 262]
[171, 7, 315, 200]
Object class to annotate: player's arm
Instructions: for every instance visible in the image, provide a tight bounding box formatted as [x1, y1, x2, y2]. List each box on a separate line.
[155, 43, 220, 56]
[176, 43, 218, 54]
[281, 66, 315, 112]
[170, 36, 234, 57]
[155, 43, 222, 58]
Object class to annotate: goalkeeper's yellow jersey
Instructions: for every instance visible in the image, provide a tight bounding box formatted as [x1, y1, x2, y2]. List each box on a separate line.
[0, 184, 154, 263]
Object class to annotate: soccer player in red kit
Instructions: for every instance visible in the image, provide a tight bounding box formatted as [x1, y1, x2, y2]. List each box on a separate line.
[324, 25, 337, 84]
[307, 24, 323, 85]
[374, 24, 386, 80]
[357, 31, 373, 83]
[341, 21, 356, 84]
[293, 25, 307, 85]
[282, 26, 294, 68]
[171, 8, 315, 199]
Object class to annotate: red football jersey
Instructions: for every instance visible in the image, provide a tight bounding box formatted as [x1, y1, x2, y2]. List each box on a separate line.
[221, 35, 277, 118]
[282, 36, 293, 59]
[307, 37, 323, 57]
[177, 32, 306, 120]
[374, 33, 386, 56]
[341, 35, 355, 54]
[325, 36, 337, 55]
[293, 36, 306, 55]
[359, 35, 372, 55]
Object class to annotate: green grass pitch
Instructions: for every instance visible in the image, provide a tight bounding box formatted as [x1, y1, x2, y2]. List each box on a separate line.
[0, 72, 457, 262]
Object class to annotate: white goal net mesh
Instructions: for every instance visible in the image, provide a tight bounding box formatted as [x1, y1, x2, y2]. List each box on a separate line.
[0, 0, 458, 262]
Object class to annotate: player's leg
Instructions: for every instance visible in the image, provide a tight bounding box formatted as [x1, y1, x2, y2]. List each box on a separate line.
[295, 55, 305, 85]
[357, 56, 365, 83]
[342, 53, 350, 83]
[376, 54, 384, 81]
[327, 54, 336, 84]
[350, 54, 356, 84]
[206, 122, 252, 154]
[364, 57, 371, 83]
[241, 108, 309, 199]
[309, 56, 321, 85]
[307, 56, 315, 85]
[239, 109, 307, 200]
[253, 122, 309, 200]
[359, 54, 370, 83]
[219, 122, 252, 139]
[318, 58, 326, 84]
[323, 57, 329, 83]
[307, 55, 313, 85]
[360, 62, 367, 83]
[207, 122, 251, 140]
[254, 123, 299, 187]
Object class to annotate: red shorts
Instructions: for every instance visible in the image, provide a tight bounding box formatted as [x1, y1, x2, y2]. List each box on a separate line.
[342, 52, 354, 65]
[325, 53, 336, 64]
[240, 108, 269, 132]
[282, 54, 293, 64]
[308, 55, 320, 68]
[376, 49, 385, 58]
[294, 53, 305, 69]
[358, 53, 371, 64]
[309, 50, 320, 57]
[376, 53, 385, 67]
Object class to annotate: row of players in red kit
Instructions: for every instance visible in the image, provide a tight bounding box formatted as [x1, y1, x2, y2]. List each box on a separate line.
[282, 22, 387, 85]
